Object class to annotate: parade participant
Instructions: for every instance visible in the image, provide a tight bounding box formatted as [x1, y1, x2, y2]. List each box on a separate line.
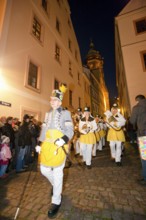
[73, 108, 83, 157]
[104, 104, 126, 166]
[130, 94, 146, 186]
[79, 107, 97, 169]
[92, 115, 101, 157]
[35, 84, 74, 218]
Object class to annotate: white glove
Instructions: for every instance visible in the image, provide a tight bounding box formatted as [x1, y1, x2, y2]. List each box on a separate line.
[54, 138, 66, 155]
[54, 138, 65, 147]
[110, 122, 116, 127]
[35, 145, 41, 154]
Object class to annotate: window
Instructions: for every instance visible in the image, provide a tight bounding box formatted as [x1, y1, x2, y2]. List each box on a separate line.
[55, 44, 61, 63]
[54, 79, 59, 89]
[134, 17, 146, 34]
[140, 50, 146, 71]
[69, 61, 73, 77]
[32, 15, 43, 43]
[69, 90, 73, 106]
[32, 16, 41, 40]
[57, 0, 61, 7]
[77, 72, 81, 85]
[68, 18, 71, 29]
[42, 0, 47, 12]
[75, 50, 78, 61]
[78, 97, 81, 107]
[68, 39, 72, 52]
[25, 60, 41, 92]
[56, 18, 61, 34]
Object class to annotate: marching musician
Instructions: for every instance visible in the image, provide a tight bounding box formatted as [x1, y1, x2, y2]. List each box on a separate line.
[79, 107, 97, 169]
[35, 84, 74, 218]
[104, 103, 126, 166]
[73, 108, 83, 157]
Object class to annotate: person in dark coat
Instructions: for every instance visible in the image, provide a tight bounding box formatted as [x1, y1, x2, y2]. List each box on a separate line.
[2, 116, 15, 150]
[16, 114, 32, 173]
[130, 94, 146, 186]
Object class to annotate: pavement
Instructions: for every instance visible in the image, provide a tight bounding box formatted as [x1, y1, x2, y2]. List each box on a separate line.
[0, 142, 146, 220]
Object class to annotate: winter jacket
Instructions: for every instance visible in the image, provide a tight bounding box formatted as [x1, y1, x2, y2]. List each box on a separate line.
[17, 122, 32, 147]
[130, 99, 146, 137]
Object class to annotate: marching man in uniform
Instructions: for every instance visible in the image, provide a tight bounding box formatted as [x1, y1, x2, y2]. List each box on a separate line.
[35, 84, 74, 218]
[104, 103, 126, 166]
[79, 107, 97, 169]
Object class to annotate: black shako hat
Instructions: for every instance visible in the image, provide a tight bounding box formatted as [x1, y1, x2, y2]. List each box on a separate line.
[51, 83, 67, 101]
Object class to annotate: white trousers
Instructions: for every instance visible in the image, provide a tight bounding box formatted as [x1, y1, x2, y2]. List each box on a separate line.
[74, 139, 80, 155]
[97, 139, 103, 151]
[80, 143, 93, 165]
[40, 162, 65, 205]
[92, 143, 97, 156]
[109, 141, 122, 162]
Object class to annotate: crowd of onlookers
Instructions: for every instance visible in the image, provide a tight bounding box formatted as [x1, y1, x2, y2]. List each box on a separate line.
[0, 115, 42, 179]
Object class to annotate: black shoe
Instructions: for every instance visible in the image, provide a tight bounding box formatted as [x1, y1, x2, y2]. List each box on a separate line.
[48, 203, 61, 218]
[137, 180, 146, 186]
[83, 161, 86, 166]
[86, 165, 92, 169]
[111, 158, 115, 162]
[116, 162, 122, 167]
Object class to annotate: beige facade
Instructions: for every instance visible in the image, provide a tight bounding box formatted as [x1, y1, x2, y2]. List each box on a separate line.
[115, 0, 146, 117]
[0, 0, 91, 121]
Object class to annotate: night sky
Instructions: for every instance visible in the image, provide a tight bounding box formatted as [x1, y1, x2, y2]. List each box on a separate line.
[68, 0, 131, 101]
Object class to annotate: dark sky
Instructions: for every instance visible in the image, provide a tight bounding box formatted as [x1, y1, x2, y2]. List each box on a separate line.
[68, 0, 130, 101]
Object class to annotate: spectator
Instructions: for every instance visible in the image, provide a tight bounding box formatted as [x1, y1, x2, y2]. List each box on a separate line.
[0, 135, 12, 179]
[2, 116, 15, 150]
[130, 94, 146, 186]
[16, 114, 32, 173]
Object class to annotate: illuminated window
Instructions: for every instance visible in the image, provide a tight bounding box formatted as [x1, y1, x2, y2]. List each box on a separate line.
[25, 60, 41, 92]
[55, 44, 61, 63]
[32, 15, 44, 43]
[69, 90, 73, 106]
[134, 17, 146, 34]
[32, 17, 41, 40]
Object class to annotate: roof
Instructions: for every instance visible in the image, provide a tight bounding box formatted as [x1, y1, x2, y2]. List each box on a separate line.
[119, 0, 146, 16]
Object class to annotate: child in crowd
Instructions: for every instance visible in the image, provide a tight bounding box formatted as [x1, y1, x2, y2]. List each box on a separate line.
[0, 135, 12, 179]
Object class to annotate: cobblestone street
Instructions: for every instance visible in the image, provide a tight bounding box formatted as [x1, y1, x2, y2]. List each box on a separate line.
[0, 143, 146, 220]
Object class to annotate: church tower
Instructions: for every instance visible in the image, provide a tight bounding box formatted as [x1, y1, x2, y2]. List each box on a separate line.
[86, 41, 109, 115]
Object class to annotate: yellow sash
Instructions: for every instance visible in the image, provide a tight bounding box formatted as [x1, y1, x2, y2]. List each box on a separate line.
[40, 129, 68, 167]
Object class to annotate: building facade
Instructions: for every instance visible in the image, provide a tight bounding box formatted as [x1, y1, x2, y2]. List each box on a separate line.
[115, 0, 146, 117]
[86, 42, 110, 116]
[0, 0, 91, 121]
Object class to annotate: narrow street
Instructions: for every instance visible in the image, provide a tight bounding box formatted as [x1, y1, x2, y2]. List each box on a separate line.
[0, 143, 146, 220]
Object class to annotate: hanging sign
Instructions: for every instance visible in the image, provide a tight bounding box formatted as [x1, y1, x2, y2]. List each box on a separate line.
[0, 101, 11, 107]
